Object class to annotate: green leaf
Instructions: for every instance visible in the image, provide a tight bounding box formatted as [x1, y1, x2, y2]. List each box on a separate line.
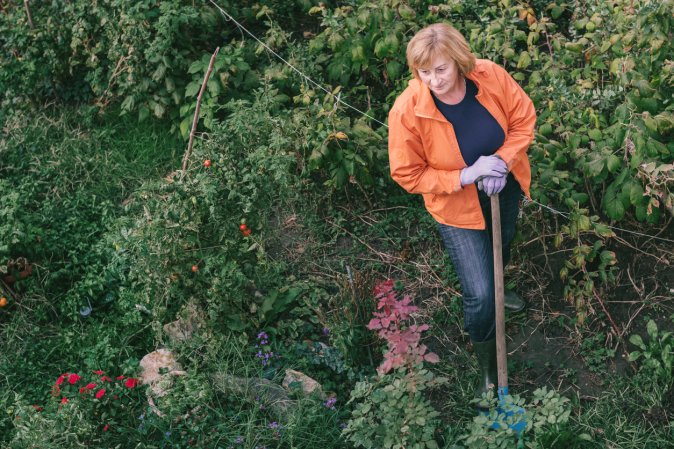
[627, 351, 642, 362]
[646, 320, 658, 339]
[180, 118, 191, 139]
[539, 123, 553, 136]
[603, 186, 625, 220]
[587, 156, 605, 177]
[398, 4, 416, 20]
[188, 59, 204, 74]
[629, 334, 646, 350]
[571, 192, 589, 205]
[606, 155, 621, 173]
[588, 129, 603, 141]
[517, 51, 531, 69]
[627, 181, 645, 206]
[153, 102, 165, 118]
[185, 82, 200, 98]
[374, 39, 388, 58]
[386, 60, 402, 81]
[593, 222, 614, 237]
[121, 95, 135, 111]
[138, 105, 149, 123]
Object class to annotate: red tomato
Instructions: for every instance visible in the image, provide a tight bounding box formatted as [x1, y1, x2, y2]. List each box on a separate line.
[203, 160, 211, 168]
[191, 265, 199, 272]
[239, 224, 247, 231]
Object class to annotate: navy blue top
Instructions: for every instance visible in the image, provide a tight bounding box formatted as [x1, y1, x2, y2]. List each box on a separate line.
[432, 79, 505, 166]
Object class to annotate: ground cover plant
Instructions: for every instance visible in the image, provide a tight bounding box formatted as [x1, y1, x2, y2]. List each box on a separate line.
[1, 0, 673, 448]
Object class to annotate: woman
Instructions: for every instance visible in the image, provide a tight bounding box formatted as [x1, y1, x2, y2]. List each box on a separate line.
[387, 23, 536, 403]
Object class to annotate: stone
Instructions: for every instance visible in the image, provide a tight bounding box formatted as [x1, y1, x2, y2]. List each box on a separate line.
[139, 348, 186, 400]
[211, 373, 295, 418]
[282, 369, 324, 398]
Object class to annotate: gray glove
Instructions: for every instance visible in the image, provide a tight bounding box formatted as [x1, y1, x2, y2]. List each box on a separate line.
[460, 155, 508, 186]
[477, 175, 507, 196]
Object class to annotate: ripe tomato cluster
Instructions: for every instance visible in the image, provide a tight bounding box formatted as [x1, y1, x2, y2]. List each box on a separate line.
[239, 223, 252, 237]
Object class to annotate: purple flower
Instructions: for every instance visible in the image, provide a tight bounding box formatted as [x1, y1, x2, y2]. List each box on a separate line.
[324, 397, 337, 410]
[322, 327, 330, 336]
[235, 436, 244, 444]
[268, 421, 279, 429]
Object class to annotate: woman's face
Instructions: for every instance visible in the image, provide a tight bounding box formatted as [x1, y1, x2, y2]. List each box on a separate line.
[417, 57, 461, 98]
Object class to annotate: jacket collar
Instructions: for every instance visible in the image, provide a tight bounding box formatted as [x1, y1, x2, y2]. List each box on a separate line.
[412, 59, 489, 121]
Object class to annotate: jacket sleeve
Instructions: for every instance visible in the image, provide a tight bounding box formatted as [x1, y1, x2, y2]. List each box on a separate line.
[388, 104, 463, 195]
[492, 64, 536, 168]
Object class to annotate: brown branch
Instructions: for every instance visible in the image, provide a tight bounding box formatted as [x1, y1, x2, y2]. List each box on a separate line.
[24, 0, 33, 29]
[180, 46, 220, 181]
[591, 286, 621, 341]
[96, 55, 129, 109]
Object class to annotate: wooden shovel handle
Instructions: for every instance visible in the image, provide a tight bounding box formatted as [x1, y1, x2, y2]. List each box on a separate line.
[491, 194, 508, 390]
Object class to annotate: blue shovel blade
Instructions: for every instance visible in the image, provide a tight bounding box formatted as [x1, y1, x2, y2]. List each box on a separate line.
[479, 387, 527, 435]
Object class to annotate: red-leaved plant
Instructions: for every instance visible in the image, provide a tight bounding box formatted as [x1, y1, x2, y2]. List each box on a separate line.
[366, 280, 439, 374]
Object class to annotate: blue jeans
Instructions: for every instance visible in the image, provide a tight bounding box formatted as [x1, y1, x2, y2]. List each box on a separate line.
[437, 173, 522, 343]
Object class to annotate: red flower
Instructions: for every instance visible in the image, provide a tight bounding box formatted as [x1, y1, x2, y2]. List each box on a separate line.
[61, 397, 68, 404]
[101, 376, 112, 382]
[124, 378, 139, 388]
[116, 375, 125, 380]
[32, 405, 43, 412]
[93, 370, 104, 375]
[103, 424, 109, 431]
[68, 373, 81, 385]
[85, 383, 97, 390]
[79, 387, 86, 394]
[55, 374, 65, 386]
[95, 389, 106, 399]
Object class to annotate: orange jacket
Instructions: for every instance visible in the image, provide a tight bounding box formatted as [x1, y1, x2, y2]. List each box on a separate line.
[388, 59, 536, 229]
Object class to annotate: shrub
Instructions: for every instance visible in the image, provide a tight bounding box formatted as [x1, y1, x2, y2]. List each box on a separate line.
[343, 280, 445, 449]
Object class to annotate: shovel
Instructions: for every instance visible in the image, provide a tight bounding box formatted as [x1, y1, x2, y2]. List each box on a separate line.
[487, 193, 527, 434]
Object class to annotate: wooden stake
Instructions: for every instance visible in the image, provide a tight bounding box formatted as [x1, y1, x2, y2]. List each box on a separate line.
[180, 46, 220, 181]
[24, 0, 34, 29]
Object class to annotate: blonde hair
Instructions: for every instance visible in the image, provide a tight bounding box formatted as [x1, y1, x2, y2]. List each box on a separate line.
[406, 23, 476, 79]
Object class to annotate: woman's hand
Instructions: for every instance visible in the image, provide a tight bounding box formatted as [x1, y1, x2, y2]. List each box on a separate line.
[460, 155, 508, 186]
[477, 175, 507, 196]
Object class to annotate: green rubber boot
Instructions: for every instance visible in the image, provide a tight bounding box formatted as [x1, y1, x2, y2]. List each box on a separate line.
[504, 289, 525, 313]
[472, 338, 497, 408]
